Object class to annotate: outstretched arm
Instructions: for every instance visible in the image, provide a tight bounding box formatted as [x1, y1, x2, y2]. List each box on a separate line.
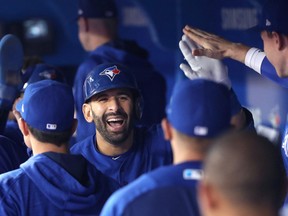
[179, 34, 254, 131]
[183, 25, 288, 89]
[183, 25, 250, 63]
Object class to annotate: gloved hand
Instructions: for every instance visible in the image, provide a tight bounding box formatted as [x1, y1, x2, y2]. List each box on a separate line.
[179, 34, 231, 89]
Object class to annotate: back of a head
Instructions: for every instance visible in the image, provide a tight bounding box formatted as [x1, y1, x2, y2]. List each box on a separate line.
[166, 79, 231, 139]
[16, 80, 74, 144]
[204, 131, 286, 211]
[251, 0, 288, 35]
[78, 0, 117, 19]
[21, 63, 66, 92]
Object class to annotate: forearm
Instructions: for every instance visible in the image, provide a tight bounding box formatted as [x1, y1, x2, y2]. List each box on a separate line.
[227, 43, 250, 64]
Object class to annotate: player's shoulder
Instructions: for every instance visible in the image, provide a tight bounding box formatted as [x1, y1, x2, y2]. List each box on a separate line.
[100, 173, 157, 215]
[70, 134, 95, 153]
[0, 168, 25, 193]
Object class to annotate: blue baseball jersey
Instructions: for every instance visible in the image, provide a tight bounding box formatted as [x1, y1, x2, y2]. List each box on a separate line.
[260, 57, 288, 89]
[0, 152, 119, 215]
[0, 135, 28, 174]
[100, 161, 202, 216]
[281, 125, 288, 171]
[256, 57, 288, 172]
[70, 124, 172, 187]
[73, 39, 167, 143]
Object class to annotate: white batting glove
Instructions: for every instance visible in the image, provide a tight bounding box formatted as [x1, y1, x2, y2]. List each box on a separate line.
[179, 35, 231, 89]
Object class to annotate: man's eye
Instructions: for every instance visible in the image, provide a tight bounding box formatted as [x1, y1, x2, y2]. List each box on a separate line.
[119, 96, 129, 100]
[98, 97, 108, 102]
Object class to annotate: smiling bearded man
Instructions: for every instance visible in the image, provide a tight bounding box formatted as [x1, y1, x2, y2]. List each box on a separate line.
[70, 63, 173, 189]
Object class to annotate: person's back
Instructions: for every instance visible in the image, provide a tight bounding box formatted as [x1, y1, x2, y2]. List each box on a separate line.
[100, 78, 232, 216]
[198, 131, 286, 216]
[74, 0, 166, 142]
[0, 80, 118, 215]
[0, 153, 114, 215]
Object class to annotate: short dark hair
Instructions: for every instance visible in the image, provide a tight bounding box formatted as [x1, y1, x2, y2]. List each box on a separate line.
[27, 124, 72, 146]
[204, 131, 287, 210]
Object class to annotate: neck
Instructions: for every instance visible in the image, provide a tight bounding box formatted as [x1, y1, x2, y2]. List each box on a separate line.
[173, 150, 204, 164]
[214, 205, 278, 216]
[171, 138, 209, 165]
[31, 141, 69, 155]
[95, 131, 134, 156]
[87, 35, 111, 51]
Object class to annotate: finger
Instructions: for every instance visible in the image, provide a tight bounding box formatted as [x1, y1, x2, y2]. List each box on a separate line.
[181, 34, 201, 50]
[179, 40, 201, 71]
[179, 40, 192, 57]
[184, 25, 214, 39]
[179, 63, 198, 80]
[183, 29, 206, 50]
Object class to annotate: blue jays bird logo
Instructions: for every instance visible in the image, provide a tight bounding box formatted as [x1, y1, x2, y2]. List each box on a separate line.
[99, 65, 120, 81]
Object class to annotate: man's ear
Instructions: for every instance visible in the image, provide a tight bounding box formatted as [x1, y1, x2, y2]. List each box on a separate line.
[13, 110, 29, 136]
[273, 31, 286, 51]
[82, 103, 94, 123]
[161, 118, 172, 141]
[17, 118, 29, 137]
[198, 181, 220, 215]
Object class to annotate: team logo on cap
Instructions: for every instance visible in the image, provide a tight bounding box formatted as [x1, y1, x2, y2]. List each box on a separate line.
[99, 65, 120, 81]
[39, 70, 58, 80]
[78, 9, 83, 16]
[265, 19, 271, 27]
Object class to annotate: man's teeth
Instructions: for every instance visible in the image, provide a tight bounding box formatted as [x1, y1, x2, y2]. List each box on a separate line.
[107, 118, 124, 125]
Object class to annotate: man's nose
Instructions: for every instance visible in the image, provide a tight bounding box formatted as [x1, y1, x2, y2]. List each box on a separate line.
[107, 98, 120, 111]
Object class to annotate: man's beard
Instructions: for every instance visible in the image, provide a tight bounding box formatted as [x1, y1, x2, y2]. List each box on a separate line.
[92, 110, 134, 145]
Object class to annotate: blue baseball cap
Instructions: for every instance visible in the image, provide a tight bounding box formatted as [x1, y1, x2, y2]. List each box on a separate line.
[83, 63, 140, 102]
[16, 80, 74, 132]
[251, 0, 288, 35]
[21, 63, 66, 92]
[166, 79, 231, 138]
[78, 0, 117, 19]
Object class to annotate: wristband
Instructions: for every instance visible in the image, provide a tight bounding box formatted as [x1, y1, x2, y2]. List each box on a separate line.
[244, 48, 266, 74]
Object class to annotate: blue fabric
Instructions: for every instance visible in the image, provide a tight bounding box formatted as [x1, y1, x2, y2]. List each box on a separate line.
[100, 161, 202, 216]
[71, 124, 172, 187]
[0, 135, 28, 174]
[73, 40, 166, 142]
[3, 120, 24, 146]
[281, 124, 288, 172]
[0, 153, 117, 215]
[260, 57, 288, 88]
[167, 79, 231, 138]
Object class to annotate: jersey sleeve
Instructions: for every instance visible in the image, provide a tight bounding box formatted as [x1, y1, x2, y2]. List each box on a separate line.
[245, 48, 288, 88]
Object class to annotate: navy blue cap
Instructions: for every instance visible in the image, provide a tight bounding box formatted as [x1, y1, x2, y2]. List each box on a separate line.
[167, 79, 231, 138]
[251, 0, 288, 35]
[16, 80, 74, 132]
[21, 63, 66, 92]
[83, 63, 140, 102]
[78, 0, 117, 19]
